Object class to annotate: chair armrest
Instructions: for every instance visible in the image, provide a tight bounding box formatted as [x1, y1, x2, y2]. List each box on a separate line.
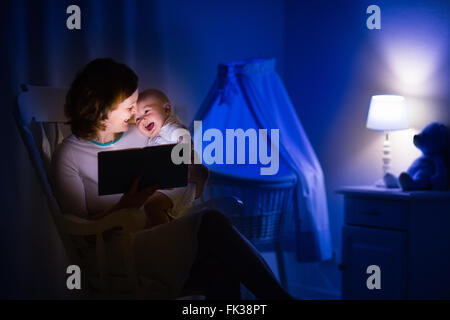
[54, 208, 145, 295]
[192, 196, 245, 216]
[54, 208, 145, 236]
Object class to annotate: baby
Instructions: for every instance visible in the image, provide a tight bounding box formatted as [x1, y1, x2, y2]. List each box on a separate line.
[135, 89, 208, 227]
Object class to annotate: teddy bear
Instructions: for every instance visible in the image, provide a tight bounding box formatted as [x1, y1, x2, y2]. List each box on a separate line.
[383, 122, 449, 190]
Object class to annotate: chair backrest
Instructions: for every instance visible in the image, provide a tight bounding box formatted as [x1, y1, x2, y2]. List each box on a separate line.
[13, 84, 80, 263]
[15, 85, 144, 297]
[14, 85, 70, 213]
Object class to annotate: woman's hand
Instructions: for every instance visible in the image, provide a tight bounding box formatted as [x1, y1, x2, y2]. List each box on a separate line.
[116, 176, 159, 210]
[90, 177, 158, 220]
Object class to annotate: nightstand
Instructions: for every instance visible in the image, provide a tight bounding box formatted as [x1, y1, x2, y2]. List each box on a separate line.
[337, 186, 450, 299]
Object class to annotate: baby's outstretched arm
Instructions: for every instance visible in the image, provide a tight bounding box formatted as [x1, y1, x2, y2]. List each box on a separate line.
[188, 163, 209, 199]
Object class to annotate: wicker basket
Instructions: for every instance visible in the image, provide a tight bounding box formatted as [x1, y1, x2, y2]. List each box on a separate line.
[202, 170, 296, 247]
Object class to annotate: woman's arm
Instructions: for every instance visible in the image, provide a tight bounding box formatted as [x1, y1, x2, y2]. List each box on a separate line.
[52, 144, 157, 220]
[51, 145, 89, 218]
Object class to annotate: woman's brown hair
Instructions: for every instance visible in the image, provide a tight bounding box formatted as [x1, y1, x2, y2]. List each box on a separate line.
[65, 58, 138, 139]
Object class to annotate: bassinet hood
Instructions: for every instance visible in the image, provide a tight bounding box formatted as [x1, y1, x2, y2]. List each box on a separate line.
[191, 58, 332, 262]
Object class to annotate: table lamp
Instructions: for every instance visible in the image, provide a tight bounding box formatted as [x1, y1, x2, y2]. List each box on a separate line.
[366, 95, 408, 187]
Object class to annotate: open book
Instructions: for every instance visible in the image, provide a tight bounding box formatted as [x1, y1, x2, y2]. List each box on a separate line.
[97, 143, 188, 196]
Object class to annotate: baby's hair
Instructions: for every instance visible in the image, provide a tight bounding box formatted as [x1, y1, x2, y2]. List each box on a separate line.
[138, 88, 184, 127]
[138, 88, 171, 106]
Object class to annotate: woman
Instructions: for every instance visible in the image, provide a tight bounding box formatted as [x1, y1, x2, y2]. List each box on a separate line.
[51, 58, 292, 300]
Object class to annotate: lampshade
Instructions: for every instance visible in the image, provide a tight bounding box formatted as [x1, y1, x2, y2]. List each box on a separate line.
[366, 95, 408, 131]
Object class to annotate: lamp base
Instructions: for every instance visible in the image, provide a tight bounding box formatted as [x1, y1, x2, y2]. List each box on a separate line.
[375, 134, 400, 189]
[373, 174, 401, 189]
[374, 178, 387, 188]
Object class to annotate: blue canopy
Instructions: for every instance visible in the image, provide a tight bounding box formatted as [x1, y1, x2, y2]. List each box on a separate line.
[191, 58, 332, 262]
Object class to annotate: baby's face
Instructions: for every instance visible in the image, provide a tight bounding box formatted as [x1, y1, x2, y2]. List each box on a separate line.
[135, 96, 169, 138]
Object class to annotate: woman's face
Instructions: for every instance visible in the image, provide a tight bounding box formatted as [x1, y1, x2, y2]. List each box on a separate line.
[104, 89, 139, 133]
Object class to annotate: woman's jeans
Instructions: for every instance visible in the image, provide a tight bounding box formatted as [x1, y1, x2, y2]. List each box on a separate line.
[182, 210, 292, 300]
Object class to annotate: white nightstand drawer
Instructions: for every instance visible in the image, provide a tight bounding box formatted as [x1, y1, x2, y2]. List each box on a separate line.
[345, 197, 409, 230]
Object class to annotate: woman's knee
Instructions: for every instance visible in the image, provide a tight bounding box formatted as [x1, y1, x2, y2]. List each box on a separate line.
[201, 209, 231, 227]
[198, 210, 233, 238]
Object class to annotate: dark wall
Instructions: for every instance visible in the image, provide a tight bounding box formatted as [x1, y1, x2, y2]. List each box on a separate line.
[155, 0, 285, 123]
